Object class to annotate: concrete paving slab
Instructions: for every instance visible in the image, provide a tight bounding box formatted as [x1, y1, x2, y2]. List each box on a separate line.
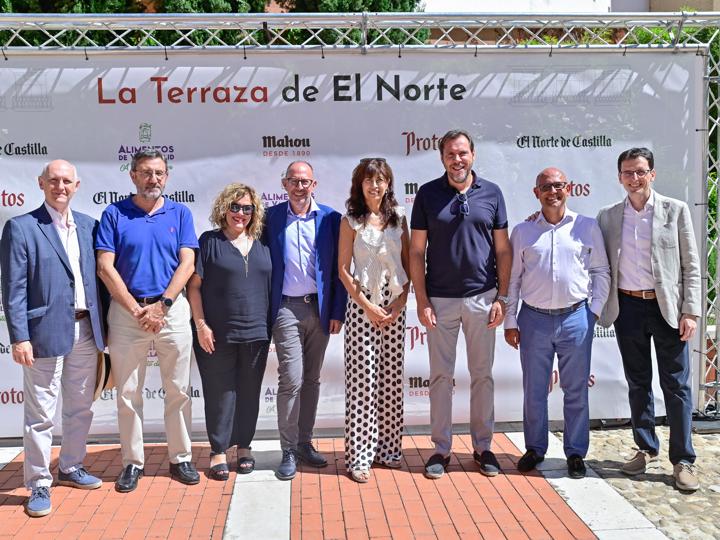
[507, 431, 667, 538]
[223, 439, 290, 540]
[0, 447, 22, 469]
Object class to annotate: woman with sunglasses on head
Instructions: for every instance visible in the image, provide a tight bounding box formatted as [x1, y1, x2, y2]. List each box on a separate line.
[187, 183, 271, 480]
[338, 158, 410, 483]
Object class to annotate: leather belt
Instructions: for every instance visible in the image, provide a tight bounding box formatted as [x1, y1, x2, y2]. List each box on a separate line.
[619, 289, 656, 300]
[524, 299, 587, 316]
[133, 295, 162, 305]
[282, 294, 318, 304]
[74, 310, 89, 320]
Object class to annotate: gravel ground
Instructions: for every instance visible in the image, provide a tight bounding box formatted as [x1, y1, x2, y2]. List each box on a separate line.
[557, 425, 720, 540]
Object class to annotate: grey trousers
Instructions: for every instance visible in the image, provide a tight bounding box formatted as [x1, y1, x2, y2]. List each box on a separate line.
[272, 297, 330, 451]
[428, 289, 497, 456]
[23, 318, 98, 489]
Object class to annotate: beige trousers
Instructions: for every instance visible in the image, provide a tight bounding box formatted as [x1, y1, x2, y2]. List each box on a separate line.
[108, 294, 193, 467]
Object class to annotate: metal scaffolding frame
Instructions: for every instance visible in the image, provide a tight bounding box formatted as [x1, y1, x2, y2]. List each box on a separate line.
[1, 11, 719, 416]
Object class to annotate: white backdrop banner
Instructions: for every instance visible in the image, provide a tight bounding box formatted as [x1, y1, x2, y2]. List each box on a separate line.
[0, 49, 705, 437]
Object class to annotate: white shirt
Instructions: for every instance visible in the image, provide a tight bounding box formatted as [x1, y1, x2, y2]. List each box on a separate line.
[282, 198, 319, 296]
[618, 191, 655, 291]
[345, 207, 408, 304]
[45, 202, 87, 311]
[505, 209, 610, 329]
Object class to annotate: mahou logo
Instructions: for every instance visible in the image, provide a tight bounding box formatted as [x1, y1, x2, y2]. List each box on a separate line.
[261, 134, 311, 158]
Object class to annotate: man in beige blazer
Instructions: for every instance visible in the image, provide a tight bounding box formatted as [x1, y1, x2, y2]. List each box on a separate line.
[597, 147, 701, 492]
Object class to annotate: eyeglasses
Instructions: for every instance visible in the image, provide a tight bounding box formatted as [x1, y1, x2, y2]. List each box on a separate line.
[456, 193, 469, 216]
[134, 169, 167, 179]
[620, 169, 653, 179]
[362, 177, 388, 186]
[229, 203, 254, 215]
[285, 177, 314, 188]
[537, 182, 568, 193]
[360, 157, 387, 163]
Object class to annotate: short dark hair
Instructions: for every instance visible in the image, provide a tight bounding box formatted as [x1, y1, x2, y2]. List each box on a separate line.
[438, 129, 475, 155]
[131, 149, 168, 171]
[617, 147, 654, 172]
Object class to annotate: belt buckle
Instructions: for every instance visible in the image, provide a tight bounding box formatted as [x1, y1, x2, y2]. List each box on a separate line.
[642, 290, 653, 300]
[303, 294, 312, 304]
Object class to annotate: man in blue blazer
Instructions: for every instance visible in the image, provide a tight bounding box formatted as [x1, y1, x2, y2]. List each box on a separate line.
[264, 160, 347, 480]
[0, 160, 106, 517]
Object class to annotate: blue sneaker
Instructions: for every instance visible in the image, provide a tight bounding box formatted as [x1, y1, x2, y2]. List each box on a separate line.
[58, 466, 102, 489]
[26, 486, 51, 517]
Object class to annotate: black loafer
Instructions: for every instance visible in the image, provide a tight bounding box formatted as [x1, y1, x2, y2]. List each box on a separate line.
[170, 462, 200, 485]
[115, 464, 144, 493]
[296, 442, 328, 468]
[424, 453, 451, 479]
[517, 449, 545, 473]
[567, 454, 586, 479]
[474, 450, 501, 477]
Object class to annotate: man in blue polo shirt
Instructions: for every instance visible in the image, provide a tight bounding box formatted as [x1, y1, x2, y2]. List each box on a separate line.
[409, 129, 512, 479]
[96, 149, 199, 492]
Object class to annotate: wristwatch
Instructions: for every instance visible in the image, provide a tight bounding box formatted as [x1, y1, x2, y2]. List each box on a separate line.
[496, 295, 509, 304]
[160, 296, 174, 308]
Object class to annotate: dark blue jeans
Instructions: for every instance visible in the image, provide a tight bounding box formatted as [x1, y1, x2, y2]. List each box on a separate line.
[614, 293, 695, 464]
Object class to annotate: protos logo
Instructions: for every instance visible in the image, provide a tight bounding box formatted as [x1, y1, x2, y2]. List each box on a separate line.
[0, 142, 48, 156]
[0, 191, 25, 207]
[566, 181, 591, 197]
[0, 387, 24, 404]
[402, 131, 441, 156]
[0, 342, 11, 354]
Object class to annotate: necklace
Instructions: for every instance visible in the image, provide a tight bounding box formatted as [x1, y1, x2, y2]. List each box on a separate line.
[230, 233, 252, 277]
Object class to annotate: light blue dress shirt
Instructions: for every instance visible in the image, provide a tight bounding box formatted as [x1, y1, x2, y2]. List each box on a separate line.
[282, 198, 319, 296]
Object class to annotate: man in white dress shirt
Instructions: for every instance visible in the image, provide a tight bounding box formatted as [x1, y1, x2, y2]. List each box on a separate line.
[597, 147, 701, 492]
[505, 167, 610, 479]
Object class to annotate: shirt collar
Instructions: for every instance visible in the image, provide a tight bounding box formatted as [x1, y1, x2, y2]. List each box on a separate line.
[44, 202, 74, 228]
[535, 208, 576, 226]
[287, 197, 319, 217]
[442, 170, 481, 192]
[624, 190, 655, 212]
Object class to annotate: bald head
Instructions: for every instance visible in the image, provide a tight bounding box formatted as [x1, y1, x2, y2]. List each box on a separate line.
[38, 159, 80, 214]
[535, 167, 566, 186]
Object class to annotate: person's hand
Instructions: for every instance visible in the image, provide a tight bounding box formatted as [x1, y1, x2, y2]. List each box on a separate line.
[487, 300, 506, 329]
[384, 297, 407, 326]
[137, 303, 166, 333]
[679, 314, 697, 341]
[196, 321, 215, 354]
[329, 319, 343, 334]
[504, 328, 520, 349]
[417, 299, 437, 329]
[526, 211, 540, 222]
[364, 303, 392, 329]
[12, 341, 34, 366]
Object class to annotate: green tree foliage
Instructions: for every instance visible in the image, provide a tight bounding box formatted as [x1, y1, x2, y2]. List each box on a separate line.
[278, 0, 417, 11]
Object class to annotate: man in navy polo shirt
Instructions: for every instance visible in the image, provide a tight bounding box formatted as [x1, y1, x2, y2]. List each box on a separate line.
[409, 129, 512, 479]
[96, 149, 199, 492]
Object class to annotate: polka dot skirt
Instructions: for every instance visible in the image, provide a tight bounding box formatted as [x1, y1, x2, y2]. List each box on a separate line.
[344, 283, 406, 472]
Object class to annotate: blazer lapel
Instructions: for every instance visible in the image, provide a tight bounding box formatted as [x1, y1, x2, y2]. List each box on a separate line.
[35, 205, 72, 272]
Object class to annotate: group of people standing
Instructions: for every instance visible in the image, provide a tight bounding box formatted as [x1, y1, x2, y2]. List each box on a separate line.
[0, 129, 702, 520]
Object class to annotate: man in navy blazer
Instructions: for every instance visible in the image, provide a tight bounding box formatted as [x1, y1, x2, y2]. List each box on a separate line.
[0, 160, 105, 517]
[264, 160, 347, 480]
